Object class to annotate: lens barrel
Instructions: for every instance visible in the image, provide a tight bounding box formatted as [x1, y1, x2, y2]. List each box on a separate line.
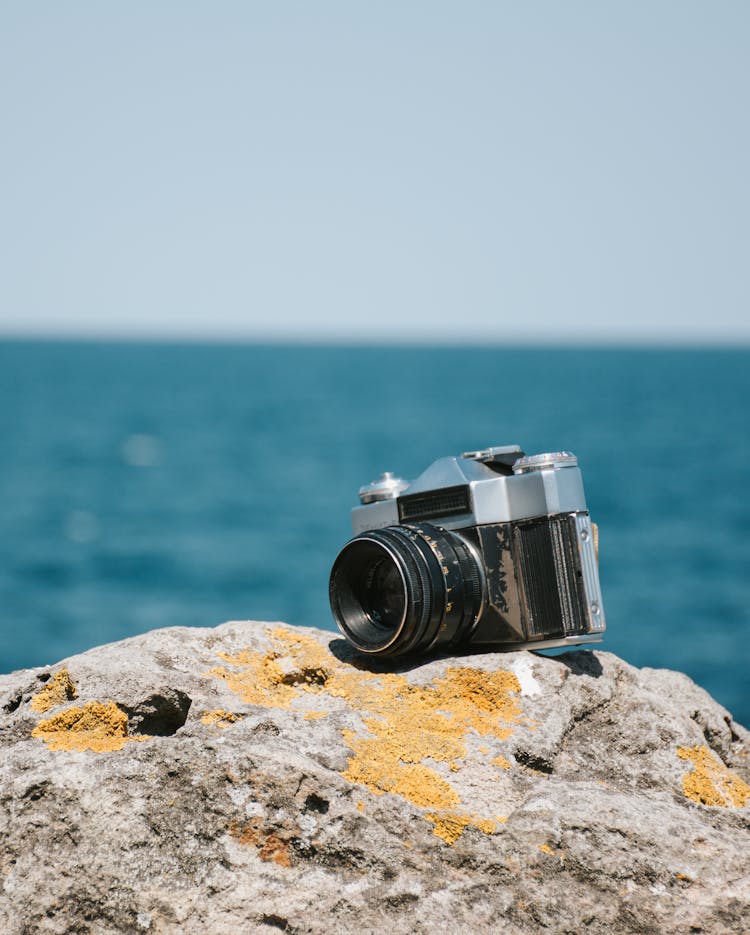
[329, 523, 483, 657]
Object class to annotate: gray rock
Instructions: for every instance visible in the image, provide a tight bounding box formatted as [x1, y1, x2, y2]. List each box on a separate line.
[0, 620, 748, 934]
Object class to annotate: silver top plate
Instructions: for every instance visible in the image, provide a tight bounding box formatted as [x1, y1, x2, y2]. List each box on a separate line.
[352, 446, 589, 534]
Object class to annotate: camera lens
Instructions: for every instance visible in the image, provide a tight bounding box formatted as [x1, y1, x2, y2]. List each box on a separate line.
[329, 539, 407, 649]
[329, 523, 483, 657]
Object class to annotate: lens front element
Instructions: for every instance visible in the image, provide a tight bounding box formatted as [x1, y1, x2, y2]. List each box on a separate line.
[359, 550, 406, 633]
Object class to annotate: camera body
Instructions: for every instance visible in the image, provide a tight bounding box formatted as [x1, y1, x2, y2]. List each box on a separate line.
[329, 445, 606, 657]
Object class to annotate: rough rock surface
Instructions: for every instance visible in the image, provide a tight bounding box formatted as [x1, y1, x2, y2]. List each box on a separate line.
[1, 621, 748, 935]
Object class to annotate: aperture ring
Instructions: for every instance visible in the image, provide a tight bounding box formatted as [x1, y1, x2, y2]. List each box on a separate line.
[401, 523, 470, 652]
[374, 526, 444, 656]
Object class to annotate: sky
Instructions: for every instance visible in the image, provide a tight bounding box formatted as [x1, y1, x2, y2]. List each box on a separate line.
[1, 2, 748, 344]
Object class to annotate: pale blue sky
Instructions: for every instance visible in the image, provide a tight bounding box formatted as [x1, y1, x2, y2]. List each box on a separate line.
[1, 2, 748, 343]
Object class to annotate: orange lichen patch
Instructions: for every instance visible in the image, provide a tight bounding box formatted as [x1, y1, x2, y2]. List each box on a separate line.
[538, 842, 555, 855]
[30, 669, 78, 713]
[425, 811, 497, 845]
[201, 709, 243, 728]
[303, 710, 328, 720]
[229, 818, 292, 868]
[492, 754, 511, 770]
[343, 728, 460, 808]
[356, 801, 365, 812]
[432, 667, 520, 725]
[209, 626, 523, 842]
[677, 745, 750, 807]
[337, 664, 520, 813]
[208, 648, 300, 709]
[31, 701, 150, 753]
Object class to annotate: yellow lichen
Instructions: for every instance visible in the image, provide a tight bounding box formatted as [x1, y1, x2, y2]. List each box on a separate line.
[30, 669, 78, 713]
[343, 727, 461, 808]
[677, 745, 750, 807]
[425, 811, 497, 844]
[201, 709, 243, 728]
[538, 842, 565, 861]
[303, 711, 328, 720]
[492, 754, 511, 770]
[31, 701, 150, 752]
[209, 648, 300, 709]
[209, 626, 523, 843]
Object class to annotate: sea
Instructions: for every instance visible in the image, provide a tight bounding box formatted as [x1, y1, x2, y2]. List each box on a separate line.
[1, 341, 748, 727]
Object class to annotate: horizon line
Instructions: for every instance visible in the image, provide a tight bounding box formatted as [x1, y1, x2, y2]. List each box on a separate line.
[1, 331, 749, 351]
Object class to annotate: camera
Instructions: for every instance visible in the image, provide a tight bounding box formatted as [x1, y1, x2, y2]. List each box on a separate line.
[329, 445, 605, 657]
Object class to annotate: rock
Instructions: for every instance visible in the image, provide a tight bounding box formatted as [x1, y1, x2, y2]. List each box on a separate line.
[0, 621, 748, 934]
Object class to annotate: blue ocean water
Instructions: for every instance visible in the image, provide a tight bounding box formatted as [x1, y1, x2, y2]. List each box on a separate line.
[1, 341, 748, 726]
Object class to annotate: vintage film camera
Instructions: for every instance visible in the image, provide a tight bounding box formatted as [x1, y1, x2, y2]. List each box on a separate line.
[329, 445, 605, 657]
